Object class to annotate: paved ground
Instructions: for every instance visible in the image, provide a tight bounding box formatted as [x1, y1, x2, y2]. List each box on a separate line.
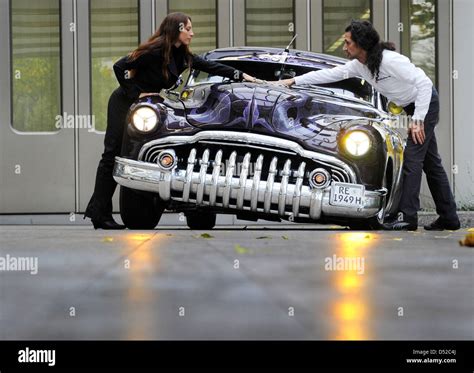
[0, 222, 473, 340]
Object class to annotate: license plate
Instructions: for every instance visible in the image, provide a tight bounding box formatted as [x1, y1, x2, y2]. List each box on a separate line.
[330, 182, 365, 208]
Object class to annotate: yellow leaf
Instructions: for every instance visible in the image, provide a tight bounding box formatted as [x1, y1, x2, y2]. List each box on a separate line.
[235, 244, 250, 254]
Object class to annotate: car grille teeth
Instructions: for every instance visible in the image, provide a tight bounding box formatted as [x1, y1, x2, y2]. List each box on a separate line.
[174, 147, 322, 219]
[138, 141, 354, 219]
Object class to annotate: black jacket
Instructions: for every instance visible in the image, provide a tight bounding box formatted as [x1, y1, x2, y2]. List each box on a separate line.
[113, 45, 243, 99]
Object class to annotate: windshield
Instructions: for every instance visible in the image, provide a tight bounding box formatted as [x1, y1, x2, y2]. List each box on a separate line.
[187, 70, 230, 86]
[186, 61, 375, 106]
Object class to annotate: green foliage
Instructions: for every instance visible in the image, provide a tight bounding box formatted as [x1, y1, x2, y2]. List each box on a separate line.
[12, 56, 61, 132]
[91, 57, 121, 132]
[410, 1, 436, 41]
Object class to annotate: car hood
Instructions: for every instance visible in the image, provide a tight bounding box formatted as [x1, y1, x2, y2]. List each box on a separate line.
[180, 83, 383, 154]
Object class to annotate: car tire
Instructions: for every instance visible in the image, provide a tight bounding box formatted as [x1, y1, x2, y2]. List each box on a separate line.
[186, 211, 216, 230]
[119, 186, 164, 229]
[348, 216, 383, 231]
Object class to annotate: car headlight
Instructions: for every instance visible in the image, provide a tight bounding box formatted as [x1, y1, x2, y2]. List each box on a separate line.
[132, 107, 158, 132]
[344, 130, 371, 156]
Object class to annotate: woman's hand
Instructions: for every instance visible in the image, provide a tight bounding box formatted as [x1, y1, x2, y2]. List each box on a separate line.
[139, 92, 157, 98]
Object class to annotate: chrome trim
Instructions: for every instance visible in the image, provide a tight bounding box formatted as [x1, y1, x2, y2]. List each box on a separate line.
[157, 149, 177, 170]
[309, 168, 331, 189]
[251, 155, 264, 211]
[137, 131, 357, 183]
[279, 159, 291, 216]
[114, 155, 384, 221]
[237, 153, 251, 209]
[264, 157, 278, 213]
[209, 150, 222, 206]
[293, 162, 306, 217]
[196, 149, 209, 205]
[223, 151, 236, 208]
[182, 148, 196, 202]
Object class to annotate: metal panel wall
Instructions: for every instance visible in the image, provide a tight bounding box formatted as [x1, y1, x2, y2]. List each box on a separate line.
[453, 0, 474, 208]
[0, 0, 75, 213]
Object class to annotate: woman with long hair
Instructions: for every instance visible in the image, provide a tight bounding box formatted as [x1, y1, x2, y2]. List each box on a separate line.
[84, 12, 255, 229]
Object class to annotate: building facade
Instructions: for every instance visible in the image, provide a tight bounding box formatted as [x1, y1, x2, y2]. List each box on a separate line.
[0, 0, 472, 213]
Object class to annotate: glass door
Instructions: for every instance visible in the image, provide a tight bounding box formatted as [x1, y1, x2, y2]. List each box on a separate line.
[0, 0, 75, 213]
[76, 0, 141, 212]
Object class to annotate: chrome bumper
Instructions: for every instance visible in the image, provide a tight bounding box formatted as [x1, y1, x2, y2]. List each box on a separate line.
[113, 156, 385, 221]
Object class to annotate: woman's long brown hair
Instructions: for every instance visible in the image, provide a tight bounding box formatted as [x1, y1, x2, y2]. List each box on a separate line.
[128, 12, 193, 81]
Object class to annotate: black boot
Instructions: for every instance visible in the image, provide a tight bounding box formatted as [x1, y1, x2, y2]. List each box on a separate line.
[91, 216, 126, 230]
[424, 218, 460, 231]
[84, 199, 125, 230]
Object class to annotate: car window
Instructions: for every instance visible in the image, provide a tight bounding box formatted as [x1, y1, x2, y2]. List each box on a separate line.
[187, 69, 229, 86]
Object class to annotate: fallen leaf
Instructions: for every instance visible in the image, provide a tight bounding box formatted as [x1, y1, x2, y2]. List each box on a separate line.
[235, 244, 250, 254]
[392, 238, 403, 241]
[459, 233, 474, 247]
[281, 235, 289, 240]
[199, 233, 213, 239]
[101, 237, 114, 243]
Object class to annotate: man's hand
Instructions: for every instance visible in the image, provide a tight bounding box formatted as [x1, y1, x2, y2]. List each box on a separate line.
[409, 120, 425, 145]
[242, 73, 257, 82]
[268, 78, 295, 87]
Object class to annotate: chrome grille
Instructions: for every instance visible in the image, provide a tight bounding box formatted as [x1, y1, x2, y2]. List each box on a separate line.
[140, 142, 352, 185]
[138, 144, 353, 219]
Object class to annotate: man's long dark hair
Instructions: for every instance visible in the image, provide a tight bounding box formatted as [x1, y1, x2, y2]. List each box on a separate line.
[345, 20, 396, 81]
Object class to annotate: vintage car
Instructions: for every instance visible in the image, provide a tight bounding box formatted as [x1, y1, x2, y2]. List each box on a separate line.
[113, 47, 404, 230]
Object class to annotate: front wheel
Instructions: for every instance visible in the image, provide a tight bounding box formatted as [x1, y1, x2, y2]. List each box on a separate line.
[185, 211, 216, 230]
[348, 215, 383, 230]
[119, 186, 165, 229]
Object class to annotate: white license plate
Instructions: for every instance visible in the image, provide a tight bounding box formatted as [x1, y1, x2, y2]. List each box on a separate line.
[330, 182, 365, 208]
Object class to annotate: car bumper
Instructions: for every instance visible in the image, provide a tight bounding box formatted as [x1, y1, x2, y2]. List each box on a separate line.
[113, 157, 386, 221]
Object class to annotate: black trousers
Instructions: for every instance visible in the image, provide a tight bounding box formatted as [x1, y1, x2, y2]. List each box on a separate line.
[398, 87, 458, 222]
[85, 87, 135, 219]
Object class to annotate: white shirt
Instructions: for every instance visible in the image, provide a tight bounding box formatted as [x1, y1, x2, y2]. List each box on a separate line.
[294, 50, 433, 121]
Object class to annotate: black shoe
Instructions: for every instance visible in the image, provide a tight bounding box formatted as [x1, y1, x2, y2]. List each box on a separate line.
[383, 220, 418, 231]
[424, 218, 460, 231]
[91, 216, 126, 230]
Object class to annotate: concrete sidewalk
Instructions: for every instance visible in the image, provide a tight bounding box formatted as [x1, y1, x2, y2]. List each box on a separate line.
[0, 225, 473, 340]
[1, 211, 473, 228]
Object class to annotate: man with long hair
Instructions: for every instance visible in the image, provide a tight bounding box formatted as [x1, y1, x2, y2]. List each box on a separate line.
[278, 20, 459, 231]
